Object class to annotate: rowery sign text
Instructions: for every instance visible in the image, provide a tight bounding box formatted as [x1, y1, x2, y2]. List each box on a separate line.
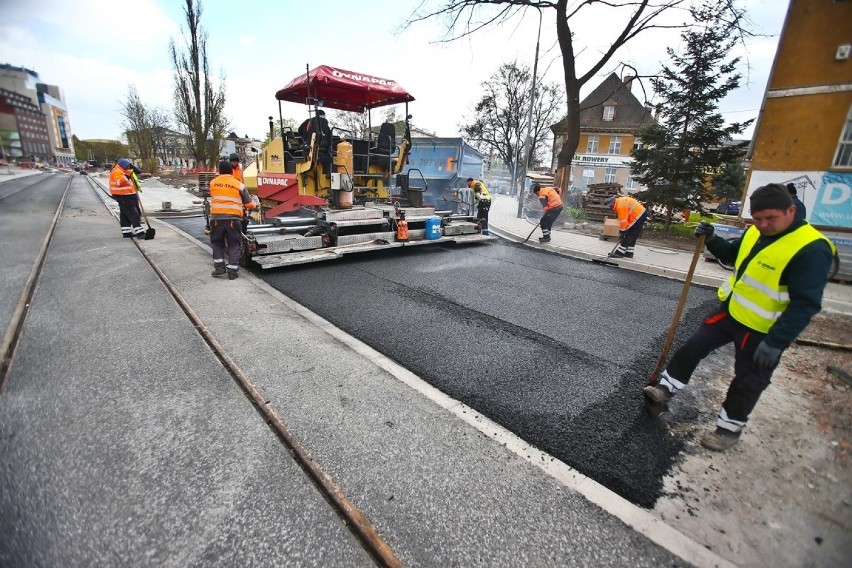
[570, 154, 632, 167]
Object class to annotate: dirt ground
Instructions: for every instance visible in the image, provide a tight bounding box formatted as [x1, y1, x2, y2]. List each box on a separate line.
[652, 310, 852, 568]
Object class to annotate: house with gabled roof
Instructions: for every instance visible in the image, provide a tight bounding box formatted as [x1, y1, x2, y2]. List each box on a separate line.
[550, 73, 658, 194]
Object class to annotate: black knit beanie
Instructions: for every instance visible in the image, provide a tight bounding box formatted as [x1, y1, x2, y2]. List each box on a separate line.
[750, 183, 793, 213]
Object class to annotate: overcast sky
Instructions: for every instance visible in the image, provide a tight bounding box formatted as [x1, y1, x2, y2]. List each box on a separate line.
[0, 0, 787, 142]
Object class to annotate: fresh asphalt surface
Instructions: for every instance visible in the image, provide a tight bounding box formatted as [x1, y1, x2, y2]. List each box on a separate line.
[167, 215, 721, 507]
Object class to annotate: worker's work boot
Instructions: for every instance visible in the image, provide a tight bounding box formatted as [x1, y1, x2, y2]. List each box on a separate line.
[539, 235, 551, 243]
[643, 384, 672, 417]
[608, 250, 625, 258]
[643, 384, 672, 403]
[211, 267, 226, 277]
[623, 252, 634, 258]
[227, 270, 239, 280]
[700, 427, 741, 451]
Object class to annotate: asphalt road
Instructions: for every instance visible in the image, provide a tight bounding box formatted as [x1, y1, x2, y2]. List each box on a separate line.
[167, 216, 721, 507]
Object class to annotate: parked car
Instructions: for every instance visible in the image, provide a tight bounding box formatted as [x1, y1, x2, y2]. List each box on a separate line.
[715, 200, 741, 215]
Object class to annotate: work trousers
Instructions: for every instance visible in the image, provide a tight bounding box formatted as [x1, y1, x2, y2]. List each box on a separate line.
[540, 206, 564, 237]
[114, 194, 143, 237]
[476, 199, 491, 233]
[210, 218, 244, 273]
[614, 211, 647, 256]
[664, 310, 775, 433]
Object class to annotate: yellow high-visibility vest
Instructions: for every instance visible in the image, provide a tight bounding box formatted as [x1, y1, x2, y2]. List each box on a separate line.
[718, 224, 835, 332]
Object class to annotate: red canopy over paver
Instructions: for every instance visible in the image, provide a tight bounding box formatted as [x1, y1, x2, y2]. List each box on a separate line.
[275, 65, 415, 112]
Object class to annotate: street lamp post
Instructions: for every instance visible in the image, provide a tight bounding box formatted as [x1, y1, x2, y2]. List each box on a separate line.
[517, 7, 543, 218]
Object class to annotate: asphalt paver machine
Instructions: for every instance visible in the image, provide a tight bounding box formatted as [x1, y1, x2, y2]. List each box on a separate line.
[245, 64, 491, 269]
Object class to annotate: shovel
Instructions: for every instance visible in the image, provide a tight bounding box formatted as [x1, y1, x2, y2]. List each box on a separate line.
[644, 234, 706, 416]
[137, 195, 156, 240]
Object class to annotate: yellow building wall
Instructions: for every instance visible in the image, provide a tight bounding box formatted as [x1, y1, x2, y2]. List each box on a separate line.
[770, 0, 852, 89]
[751, 92, 852, 171]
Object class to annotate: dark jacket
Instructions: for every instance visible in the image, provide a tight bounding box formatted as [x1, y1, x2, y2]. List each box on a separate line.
[792, 195, 807, 223]
[706, 219, 833, 348]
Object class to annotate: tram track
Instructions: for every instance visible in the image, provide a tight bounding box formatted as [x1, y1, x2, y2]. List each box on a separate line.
[0, 174, 72, 386]
[78, 174, 402, 567]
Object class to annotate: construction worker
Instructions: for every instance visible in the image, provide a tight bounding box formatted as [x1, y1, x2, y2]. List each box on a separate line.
[229, 153, 243, 183]
[209, 160, 256, 280]
[531, 183, 563, 243]
[644, 183, 836, 451]
[109, 158, 146, 239]
[605, 194, 647, 258]
[786, 183, 806, 222]
[467, 177, 492, 234]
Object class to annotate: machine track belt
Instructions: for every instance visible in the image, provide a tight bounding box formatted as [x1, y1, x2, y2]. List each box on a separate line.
[80, 174, 403, 567]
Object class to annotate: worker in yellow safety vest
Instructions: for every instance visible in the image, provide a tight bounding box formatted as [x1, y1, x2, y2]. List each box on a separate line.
[209, 160, 257, 280]
[605, 194, 647, 258]
[467, 178, 492, 234]
[109, 158, 146, 239]
[644, 183, 836, 451]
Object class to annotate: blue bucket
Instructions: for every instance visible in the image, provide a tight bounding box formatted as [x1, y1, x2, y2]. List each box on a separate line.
[425, 216, 442, 240]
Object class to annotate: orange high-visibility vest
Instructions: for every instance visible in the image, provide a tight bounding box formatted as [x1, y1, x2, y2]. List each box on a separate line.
[109, 165, 136, 196]
[613, 196, 646, 230]
[539, 187, 563, 212]
[231, 165, 243, 182]
[209, 174, 253, 216]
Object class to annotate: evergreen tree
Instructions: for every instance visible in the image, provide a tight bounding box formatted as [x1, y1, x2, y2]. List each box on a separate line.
[630, 1, 752, 230]
[713, 156, 746, 202]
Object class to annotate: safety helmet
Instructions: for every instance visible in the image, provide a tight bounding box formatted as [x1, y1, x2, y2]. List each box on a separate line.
[605, 195, 616, 208]
[117, 158, 132, 169]
[229, 153, 239, 162]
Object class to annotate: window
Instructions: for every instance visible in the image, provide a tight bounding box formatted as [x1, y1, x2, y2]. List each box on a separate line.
[586, 135, 599, 153]
[608, 136, 622, 154]
[582, 169, 595, 186]
[602, 105, 615, 121]
[605, 168, 617, 183]
[632, 139, 644, 152]
[833, 104, 852, 168]
[627, 176, 638, 190]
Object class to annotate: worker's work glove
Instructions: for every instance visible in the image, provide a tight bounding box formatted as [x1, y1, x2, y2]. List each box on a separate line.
[753, 341, 782, 369]
[694, 221, 715, 239]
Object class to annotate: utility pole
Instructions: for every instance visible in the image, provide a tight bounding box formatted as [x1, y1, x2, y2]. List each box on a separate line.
[517, 8, 542, 219]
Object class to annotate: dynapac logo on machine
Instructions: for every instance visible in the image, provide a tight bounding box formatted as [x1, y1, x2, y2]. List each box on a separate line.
[331, 68, 396, 87]
[259, 176, 293, 187]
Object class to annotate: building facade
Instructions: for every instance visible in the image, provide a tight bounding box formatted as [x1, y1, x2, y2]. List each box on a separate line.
[744, 0, 852, 230]
[551, 74, 657, 194]
[0, 64, 75, 165]
[0, 88, 51, 161]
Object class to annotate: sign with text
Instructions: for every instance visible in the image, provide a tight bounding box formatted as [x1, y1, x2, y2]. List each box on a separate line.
[745, 170, 852, 229]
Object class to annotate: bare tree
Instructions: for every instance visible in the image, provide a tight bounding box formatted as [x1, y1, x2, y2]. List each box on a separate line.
[405, 0, 751, 190]
[169, 0, 227, 169]
[120, 85, 157, 172]
[461, 61, 563, 191]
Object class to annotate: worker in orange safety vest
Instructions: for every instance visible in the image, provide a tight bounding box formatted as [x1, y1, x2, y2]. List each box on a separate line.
[109, 158, 146, 239]
[532, 184, 564, 243]
[605, 194, 648, 258]
[209, 160, 257, 280]
[228, 153, 243, 183]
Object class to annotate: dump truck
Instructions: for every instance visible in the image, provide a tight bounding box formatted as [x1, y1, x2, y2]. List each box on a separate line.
[403, 138, 485, 215]
[243, 65, 491, 269]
